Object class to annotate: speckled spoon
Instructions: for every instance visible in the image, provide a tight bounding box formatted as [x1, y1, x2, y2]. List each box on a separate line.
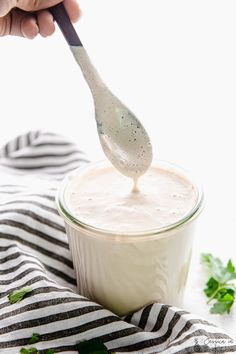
[50, 3, 153, 179]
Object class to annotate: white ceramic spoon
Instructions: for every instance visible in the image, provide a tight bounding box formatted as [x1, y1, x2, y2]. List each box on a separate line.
[50, 3, 153, 179]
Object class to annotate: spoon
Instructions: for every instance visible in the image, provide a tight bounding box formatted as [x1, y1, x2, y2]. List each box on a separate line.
[50, 3, 153, 179]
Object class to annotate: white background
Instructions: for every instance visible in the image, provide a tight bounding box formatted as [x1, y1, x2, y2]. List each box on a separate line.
[1, 0, 236, 337]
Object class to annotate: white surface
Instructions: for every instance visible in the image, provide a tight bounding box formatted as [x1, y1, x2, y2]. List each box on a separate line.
[0, 0, 236, 338]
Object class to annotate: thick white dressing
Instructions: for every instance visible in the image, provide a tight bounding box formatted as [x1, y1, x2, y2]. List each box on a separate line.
[66, 165, 197, 233]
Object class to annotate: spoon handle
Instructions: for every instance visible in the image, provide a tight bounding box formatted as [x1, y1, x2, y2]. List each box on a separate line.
[49, 3, 82, 47]
[50, 2, 104, 95]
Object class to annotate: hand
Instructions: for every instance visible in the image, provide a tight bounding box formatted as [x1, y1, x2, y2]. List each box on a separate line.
[0, 0, 80, 38]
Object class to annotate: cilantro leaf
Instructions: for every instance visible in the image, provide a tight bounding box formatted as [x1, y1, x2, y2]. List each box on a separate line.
[201, 253, 224, 280]
[20, 350, 29, 354]
[222, 260, 236, 282]
[20, 347, 54, 354]
[8, 287, 33, 304]
[204, 277, 219, 298]
[201, 253, 236, 314]
[76, 338, 109, 354]
[210, 301, 230, 314]
[28, 333, 40, 345]
[227, 259, 235, 273]
[210, 289, 234, 314]
[20, 348, 39, 354]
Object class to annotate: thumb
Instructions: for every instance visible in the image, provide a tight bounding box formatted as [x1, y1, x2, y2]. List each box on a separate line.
[0, 0, 63, 16]
[16, 0, 64, 12]
[0, 1, 15, 17]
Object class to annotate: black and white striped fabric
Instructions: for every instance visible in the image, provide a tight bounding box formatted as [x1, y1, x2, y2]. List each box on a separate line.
[0, 131, 235, 354]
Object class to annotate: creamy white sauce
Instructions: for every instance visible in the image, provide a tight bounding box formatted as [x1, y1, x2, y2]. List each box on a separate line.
[70, 46, 152, 179]
[65, 164, 197, 233]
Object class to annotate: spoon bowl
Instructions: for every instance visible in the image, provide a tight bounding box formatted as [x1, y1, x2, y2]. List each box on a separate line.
[94, 89, 152, 178]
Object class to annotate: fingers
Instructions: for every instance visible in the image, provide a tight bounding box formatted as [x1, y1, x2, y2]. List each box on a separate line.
[21, 16, 39, 38]
[37, 10, 55, 37]
[10, 9, 55, 38]
[10, 9, 39, 38]
[63, 0, 81, 23]
[0, 0, 81, 38]
[0, 14, 11, 36]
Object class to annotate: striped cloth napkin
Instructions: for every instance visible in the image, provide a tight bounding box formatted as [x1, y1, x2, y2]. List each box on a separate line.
[0, 131, 235, 354]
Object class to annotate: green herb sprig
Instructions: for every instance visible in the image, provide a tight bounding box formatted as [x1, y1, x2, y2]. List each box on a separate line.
[8, 287, 33, 304]
[28, 333, 40, 345]
[20, 348, 39, 354]
[201, 253, 236, 314]
[19, 333, 54, 354]
[20, 348, 54, 354]
[76, 338, 115, 354]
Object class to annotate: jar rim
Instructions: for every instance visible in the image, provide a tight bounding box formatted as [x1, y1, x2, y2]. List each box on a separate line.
[56, 160, 204, 239]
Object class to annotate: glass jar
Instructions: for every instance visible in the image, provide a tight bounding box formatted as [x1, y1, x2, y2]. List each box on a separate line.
[56, 160, 204, 316]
